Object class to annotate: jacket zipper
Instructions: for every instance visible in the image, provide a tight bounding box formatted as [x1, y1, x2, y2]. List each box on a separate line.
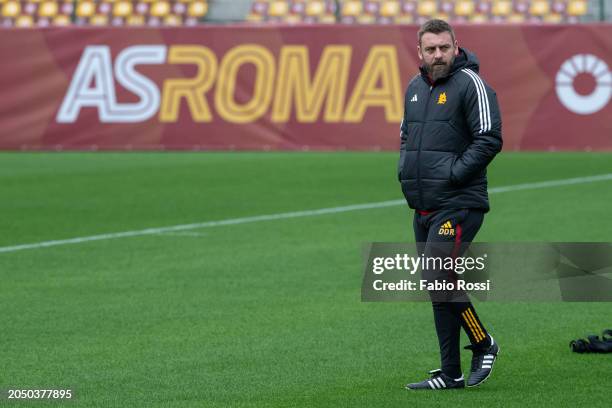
[416, 82, 434, 210]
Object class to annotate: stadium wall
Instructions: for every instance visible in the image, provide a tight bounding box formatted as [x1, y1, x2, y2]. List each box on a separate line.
[0, 25, 610, 151]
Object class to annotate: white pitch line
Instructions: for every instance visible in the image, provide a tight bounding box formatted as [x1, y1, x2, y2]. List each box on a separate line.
[488, 173, 612, 193]
[157, 231, 209, 238]
[1, 173, 611, 254]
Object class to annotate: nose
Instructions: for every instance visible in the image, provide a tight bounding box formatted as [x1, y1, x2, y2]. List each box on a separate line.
[434, 48, 443, 59]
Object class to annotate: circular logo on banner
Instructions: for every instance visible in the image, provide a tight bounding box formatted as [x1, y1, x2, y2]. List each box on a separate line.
[555, 54, 611, 115]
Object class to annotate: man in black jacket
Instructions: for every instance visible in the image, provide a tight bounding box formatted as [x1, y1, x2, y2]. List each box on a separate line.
[400, 20, 502, 390]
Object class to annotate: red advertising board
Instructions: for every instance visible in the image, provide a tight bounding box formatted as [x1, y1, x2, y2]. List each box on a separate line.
[0, 25, 610, 151]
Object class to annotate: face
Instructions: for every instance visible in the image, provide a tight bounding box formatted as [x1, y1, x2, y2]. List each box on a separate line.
[418, 31, 459, 82]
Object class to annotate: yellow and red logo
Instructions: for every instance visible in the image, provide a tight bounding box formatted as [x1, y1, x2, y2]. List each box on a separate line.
[437, 92, 447, 104]
[438, 221, 455, 236]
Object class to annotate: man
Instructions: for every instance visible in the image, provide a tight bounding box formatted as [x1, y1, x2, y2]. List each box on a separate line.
[398, 20, 503, 390]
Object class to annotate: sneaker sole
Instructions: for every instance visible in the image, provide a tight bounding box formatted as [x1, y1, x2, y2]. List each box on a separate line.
[467, 346, 500, 388]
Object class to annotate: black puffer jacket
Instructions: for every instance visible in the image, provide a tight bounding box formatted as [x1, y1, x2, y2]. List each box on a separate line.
[398, 48, 502, 212]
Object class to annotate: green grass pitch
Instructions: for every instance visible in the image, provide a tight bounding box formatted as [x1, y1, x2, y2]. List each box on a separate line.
[0, 152, 611, 407]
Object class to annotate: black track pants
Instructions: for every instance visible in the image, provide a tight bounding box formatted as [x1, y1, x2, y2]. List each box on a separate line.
[413, 209, 490, 379]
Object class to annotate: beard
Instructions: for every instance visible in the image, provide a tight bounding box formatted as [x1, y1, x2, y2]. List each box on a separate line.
[426, 56, 455, 82]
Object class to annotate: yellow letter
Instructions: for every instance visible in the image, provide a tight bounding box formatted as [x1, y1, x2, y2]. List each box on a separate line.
[215, 45, 275, 123]
[160, 46, 217, 122]
[344, 46, 402, 123]
[272, 45, 351, 123]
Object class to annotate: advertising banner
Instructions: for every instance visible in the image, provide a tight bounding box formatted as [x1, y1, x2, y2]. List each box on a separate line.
[0, 25, 610, 150]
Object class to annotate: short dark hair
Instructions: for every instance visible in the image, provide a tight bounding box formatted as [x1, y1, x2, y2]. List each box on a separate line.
[418, 19, 456, 45]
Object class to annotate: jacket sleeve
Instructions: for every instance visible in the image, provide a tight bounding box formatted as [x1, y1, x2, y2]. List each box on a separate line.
[450, 76, 503, 185]
[397, 99, 409, 182]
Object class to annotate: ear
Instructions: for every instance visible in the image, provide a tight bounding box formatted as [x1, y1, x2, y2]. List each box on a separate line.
[417, 45, 423, 61]
[454, 40, 459, 56]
